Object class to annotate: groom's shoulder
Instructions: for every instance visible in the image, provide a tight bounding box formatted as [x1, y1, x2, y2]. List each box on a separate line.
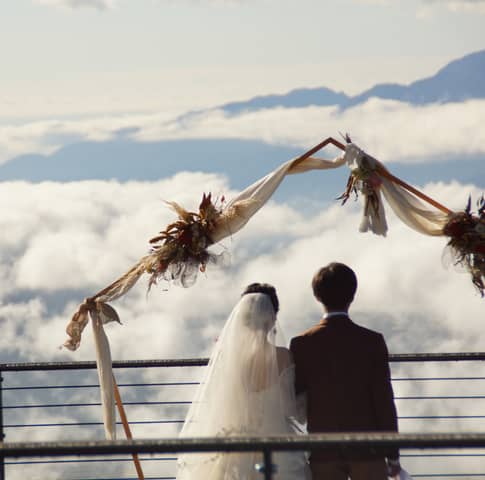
[291, 324, 325, 344]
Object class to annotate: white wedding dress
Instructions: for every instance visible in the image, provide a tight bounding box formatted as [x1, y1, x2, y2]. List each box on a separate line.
[176, 293, 311, 480]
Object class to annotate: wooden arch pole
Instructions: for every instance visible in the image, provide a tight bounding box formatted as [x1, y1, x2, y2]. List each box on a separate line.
[290, 136, 346, 170]
[376, 166, 452, 215]
[113, 375, 145, 480]
[297, 136, 452, 215]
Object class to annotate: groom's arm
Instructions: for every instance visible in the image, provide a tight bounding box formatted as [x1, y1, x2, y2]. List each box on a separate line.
[371, 334, 400, 466]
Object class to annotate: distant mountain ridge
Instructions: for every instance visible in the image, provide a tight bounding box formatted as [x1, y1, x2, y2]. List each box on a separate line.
[1, 138, 483, 200]
[221, 50, 485, 114]
[1, 50, 483, 194]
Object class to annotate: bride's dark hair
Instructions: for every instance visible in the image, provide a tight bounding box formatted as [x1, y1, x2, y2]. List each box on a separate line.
[242, 283, 279, 314]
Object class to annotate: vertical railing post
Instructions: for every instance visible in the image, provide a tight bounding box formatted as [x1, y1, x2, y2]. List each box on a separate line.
[0, 369, 5, 480]
[263, 449, 273, 480]
[255, 448, 275, 480]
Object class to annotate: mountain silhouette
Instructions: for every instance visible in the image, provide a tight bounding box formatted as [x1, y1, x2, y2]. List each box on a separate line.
[222, 87, 349, 114]
[221, 50, 485, 114]
[1, 50, 483, 195]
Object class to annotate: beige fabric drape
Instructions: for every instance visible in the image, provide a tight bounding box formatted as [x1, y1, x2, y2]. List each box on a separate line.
[343, 143, 450, 237]
[210, 154, 346, 242]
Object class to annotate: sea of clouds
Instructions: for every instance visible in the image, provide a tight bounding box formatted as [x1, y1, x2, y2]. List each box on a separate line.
[2, 99, 485, 166]
[1, 174, 484, 478]
[1, 98, 484, 477]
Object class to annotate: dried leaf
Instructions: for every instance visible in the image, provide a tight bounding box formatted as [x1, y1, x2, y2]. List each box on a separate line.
[97, 302, 122, 325]
[165, 200, 194, 222]
[63, 308, 89, 351]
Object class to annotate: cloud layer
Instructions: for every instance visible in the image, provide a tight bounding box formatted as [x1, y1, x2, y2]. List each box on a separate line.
[2, 176, 483, 355]
[34, 0, 115, 9]
[1, 172, 484, 477]
[355, 0, 485, 14]
[426, 0, 485, 14]
[1, 99, 485, 167]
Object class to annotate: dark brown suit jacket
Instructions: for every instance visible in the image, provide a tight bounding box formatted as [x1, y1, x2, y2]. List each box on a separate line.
[290, 315, 398, 461]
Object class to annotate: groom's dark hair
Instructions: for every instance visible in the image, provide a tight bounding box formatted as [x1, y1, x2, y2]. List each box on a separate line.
[312, 262, 357, 310]
[242, 283, 279, 314]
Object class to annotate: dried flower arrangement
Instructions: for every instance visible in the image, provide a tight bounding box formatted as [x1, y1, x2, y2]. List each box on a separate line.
[443, 195, 485, 296]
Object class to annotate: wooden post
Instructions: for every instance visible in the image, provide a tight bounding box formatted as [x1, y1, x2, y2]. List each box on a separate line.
[113, 375, 145, 480]
[376, 166, 452, 215]
[308, 136, 452, 215]
[290, 137, 346, 170]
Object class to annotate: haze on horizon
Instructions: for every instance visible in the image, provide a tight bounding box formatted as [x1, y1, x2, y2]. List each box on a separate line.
[2, 0, 485, 119]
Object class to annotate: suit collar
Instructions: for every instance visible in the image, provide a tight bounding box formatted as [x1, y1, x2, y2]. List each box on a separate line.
[323, 311, 349, 320]
[320, 314, 351, 327]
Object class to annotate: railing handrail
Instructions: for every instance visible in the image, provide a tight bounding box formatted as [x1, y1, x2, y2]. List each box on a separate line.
[2, 433, 485, 457]
[0, 358, 209, 372]
[2, 352, 485, 372]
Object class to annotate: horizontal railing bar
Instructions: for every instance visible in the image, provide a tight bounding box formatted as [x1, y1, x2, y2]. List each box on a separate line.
[4, 420, 185, 428]
[6, 457, 177, 465]
[12, 395, 485, 407]
[399, 416, 485, 419]
[3, 401, 191, 409]
[8, 453, 485, 462]
[3, 433, 485, 457]
[0, 358, 210, 372]
[2, 382, 199, 391]
[401, 453, 485, 457]
[390, 353, 485, 362]
[69, 477, 485, 480]
[9, 414, 485, 429]
[2, 352, 485, 372]
[8, 414, 485, 429]
[412, 475, 485, 478]
[68, 478, 174, 480]
[396, 396, 485, 400]
[9, 397, 485, 409]
[5, 377, 485, 392]
[393, 377, 485, 381]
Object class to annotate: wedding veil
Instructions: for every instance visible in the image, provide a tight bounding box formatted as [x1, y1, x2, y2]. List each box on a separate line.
[177, 293, 300, 479]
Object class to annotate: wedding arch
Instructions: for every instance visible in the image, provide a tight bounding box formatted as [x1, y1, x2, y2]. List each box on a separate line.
[62, 136, 485, 465]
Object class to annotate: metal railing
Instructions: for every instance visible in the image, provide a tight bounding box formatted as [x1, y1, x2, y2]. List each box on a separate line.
[2, 434, 485, 480]
[1, 353, 485, 479]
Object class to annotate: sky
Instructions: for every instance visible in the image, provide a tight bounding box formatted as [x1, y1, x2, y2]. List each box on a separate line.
[1, 0, 485, 165]
[1, 1, 485, 478]
[2, 0, 485, 119]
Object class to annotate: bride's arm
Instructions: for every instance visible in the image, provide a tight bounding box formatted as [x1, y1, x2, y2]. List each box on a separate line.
[276, 346, 292, 374]
[278, 349, 308, 427]
[294, 392, 308, 426]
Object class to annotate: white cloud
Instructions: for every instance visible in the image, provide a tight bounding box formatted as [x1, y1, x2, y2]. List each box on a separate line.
[354, 0, 485, 14]
[1, 173, 484, 477]
[1, 99, 485, 166]
[352, 0, 392, 4]
[33, 0, 116, 9]
[448, 0, 485, 12]
[418, 0, 485, 15]
[429, 0, 485, 13]
[1, 174, 483, 361]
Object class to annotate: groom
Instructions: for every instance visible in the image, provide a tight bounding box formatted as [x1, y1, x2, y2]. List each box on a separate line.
[290, 262, 401, 480]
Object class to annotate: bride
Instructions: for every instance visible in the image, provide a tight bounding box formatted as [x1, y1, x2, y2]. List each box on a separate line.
[176, 283, 311, 480]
